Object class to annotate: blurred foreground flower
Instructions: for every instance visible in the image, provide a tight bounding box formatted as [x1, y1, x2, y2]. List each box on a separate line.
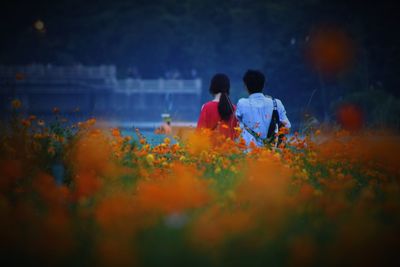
[1, 103, 399, 266]
[336, 103, 364, 131]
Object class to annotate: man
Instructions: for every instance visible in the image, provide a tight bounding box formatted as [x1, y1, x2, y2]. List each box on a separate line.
[236, 70, 291, 147]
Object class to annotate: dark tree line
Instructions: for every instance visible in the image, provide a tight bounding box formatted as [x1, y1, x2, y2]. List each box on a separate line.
[1, 0, 399, 125]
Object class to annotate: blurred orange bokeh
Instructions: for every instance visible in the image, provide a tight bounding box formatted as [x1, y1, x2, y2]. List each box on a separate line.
[336, 103, 364, 131]
[307, 27, 354, 75]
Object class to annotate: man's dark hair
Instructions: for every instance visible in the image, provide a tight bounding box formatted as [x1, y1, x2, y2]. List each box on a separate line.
[243, 69, 265, 94]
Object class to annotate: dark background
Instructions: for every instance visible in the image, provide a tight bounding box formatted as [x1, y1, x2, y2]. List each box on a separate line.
[1, 0, 399, 127]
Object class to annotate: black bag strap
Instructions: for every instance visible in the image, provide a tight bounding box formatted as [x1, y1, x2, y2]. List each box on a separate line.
[239, 97, 281, 146]
[267, 98, 281, 139]
[270, 98, 287, 147]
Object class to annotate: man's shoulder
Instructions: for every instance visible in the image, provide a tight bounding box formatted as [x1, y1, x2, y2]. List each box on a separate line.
[265, 95, 280, 102]
[237, 97, 249, 106]
[237, 95, 285, 105]
[266, 96, 284, 105]
[274, 98, 284, 106]
[272, 98, 288, 112]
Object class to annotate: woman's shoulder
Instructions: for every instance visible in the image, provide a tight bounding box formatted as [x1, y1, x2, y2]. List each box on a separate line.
[201, 101, 218, 110]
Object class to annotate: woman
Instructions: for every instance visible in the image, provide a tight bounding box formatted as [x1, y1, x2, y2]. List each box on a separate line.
[197, 73, 238, 139]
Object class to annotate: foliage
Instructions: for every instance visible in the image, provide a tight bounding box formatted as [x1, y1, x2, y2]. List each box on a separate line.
[1, 103, 400, 266]
[335, 89, 400, 130]
[2, 1, 399, 125]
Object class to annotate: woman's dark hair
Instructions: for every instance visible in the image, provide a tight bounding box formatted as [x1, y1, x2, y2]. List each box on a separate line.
[243, 69, 265, 94]
[209, 73, 234, 121]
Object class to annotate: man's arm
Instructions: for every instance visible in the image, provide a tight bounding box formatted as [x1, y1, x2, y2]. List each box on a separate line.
[276, 99, 291, 129]
[235, 99, 244, 121]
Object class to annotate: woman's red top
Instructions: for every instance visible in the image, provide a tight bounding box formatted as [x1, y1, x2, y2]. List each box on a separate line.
[196, 101, 238, 139]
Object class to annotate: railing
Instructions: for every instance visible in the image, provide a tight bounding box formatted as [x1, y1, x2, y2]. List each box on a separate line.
[0, 64, 117, 81]
[0, 65, 202, 94]
[116, 79, 202, 94]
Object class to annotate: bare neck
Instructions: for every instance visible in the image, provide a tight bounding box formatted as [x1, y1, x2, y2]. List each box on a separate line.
[212, 93, 221, 102]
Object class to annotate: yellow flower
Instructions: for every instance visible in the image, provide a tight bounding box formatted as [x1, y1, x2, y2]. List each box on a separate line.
[226, 190, 236, 200]
[221, 124, 229, 129]
[163, 137, 171, 145]
[11, 99, 22, 109]
[146, 154, 155, 164]
[234, 126, 242, 133]
[230, 166, 237, 173]
[301, 168, 309, 180]
[313, 189, 323, 196]
[214, 166, 221, 174]
[33, 133, 43, 139]
[87, 118, 96, 126]
[34, 20, 45, 31]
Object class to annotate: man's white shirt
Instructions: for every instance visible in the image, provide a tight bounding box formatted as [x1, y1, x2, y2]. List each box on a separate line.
[235, 93, 291, 146]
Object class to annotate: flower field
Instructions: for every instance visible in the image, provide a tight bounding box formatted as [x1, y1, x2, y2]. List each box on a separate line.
[1, 103, 400, 267]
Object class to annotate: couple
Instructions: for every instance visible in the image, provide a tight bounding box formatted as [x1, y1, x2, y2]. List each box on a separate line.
[197, 70, 291, 147]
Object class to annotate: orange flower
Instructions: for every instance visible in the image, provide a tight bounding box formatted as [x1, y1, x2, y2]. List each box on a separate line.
[73, 130, 112, 174]
[278, 126, 290, 135]
[33, 173, 70, 206]
[0, 159, 22, 190]
[111, 128, 121, 138]
[47, 146, 56, 156]
[336, 104, 363, 132]
[135, 164, 211, 214]
[186, 130, 211, 156]
[190, 206, 253, 248]
[21, 119, 31, 127]
[289, 235, 317, 267]
[28, 115, 37, 121]
[74, 170, 102, 200]
[139, 138, 146, 145]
